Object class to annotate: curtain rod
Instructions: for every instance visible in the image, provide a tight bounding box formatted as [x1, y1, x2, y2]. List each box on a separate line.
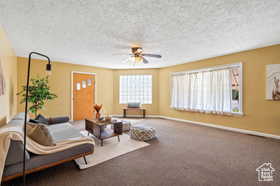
[172, 63, 242, 76]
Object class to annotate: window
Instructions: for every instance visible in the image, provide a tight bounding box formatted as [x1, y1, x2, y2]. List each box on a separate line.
[120, 75, 152, 104]
[171, 63, 242, 115]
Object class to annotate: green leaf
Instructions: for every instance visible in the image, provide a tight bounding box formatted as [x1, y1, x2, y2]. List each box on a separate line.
[17, 76, 57, 115]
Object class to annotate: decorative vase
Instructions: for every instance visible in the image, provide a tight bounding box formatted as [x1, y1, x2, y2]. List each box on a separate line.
[96, 112, 101, 120]
[94, 104, 102, 120]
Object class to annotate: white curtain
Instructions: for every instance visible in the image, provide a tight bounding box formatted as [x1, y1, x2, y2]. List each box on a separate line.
[171, 69, 232, 114]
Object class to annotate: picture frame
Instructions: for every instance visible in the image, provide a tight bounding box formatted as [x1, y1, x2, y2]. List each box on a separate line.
[266, 64, 280, 100]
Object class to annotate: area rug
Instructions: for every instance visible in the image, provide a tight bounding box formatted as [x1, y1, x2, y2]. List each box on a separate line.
[75, 133, 149, 169]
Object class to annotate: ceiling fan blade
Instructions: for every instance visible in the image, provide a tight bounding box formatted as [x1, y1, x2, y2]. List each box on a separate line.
[142, 57, 149, 64]
[142, 53, 162, 58]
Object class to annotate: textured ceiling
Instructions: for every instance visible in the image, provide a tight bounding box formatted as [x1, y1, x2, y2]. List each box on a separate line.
[1, 0, 280, 69]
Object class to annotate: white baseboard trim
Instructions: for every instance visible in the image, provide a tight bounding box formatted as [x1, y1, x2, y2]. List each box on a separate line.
[110, 114, 280, 140]
[110, 114, 161, 118]
[159, 116, 280, 140]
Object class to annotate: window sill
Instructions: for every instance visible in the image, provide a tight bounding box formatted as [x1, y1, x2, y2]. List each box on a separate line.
[171, 107, 244, 117]
[232, 112, 244, 116]
[119, 103, 152, 105]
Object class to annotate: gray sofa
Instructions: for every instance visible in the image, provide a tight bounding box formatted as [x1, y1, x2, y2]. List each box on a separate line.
[2, 113, 94, 182]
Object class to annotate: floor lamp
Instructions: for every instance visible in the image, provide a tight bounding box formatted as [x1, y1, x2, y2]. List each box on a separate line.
[23, 52, 52, 186]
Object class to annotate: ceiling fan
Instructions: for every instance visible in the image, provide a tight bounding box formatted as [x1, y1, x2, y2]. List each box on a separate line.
[119, 46, 162, 64]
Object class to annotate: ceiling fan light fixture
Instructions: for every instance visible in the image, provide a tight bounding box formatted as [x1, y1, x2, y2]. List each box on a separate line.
[135, 56, 143, 63]
[129, 56, 143, 64]
[121, 46, 161, 65]
[137, 48, 143, 54]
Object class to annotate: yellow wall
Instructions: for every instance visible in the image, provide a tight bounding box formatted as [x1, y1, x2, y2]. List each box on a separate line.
[112, 69, 159, 115]
[0, 27, 17, 126]
[17, 57, 114, 118]
[159, 45, 280, 136]
[17, 59, 159, 118]
[15, 44, 280, 136]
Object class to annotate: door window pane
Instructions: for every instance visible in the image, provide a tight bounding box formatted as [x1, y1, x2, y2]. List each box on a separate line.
[76, 83, 81, 90]
[82, 80, 86, 88]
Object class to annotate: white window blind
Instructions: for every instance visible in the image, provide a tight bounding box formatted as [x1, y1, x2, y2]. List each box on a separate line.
[171, 63, 242, 115]
[120, 75, 152, 104]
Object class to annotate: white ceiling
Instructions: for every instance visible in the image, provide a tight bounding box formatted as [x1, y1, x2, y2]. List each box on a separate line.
[1, 0, 280, 69]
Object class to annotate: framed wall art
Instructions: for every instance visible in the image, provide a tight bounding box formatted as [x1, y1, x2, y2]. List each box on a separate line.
[266, 64, 280, 100]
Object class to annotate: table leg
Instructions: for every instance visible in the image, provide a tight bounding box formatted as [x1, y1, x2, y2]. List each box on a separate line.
[83, 156, 88, 165]
[123, 109, 126, 118]
[143, 109, 146, 118]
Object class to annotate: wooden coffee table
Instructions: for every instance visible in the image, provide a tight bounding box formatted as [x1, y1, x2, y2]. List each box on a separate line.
[85, 119, 123, 146]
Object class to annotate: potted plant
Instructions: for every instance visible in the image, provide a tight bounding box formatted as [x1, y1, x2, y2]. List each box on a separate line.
[17, 76, 57, 117]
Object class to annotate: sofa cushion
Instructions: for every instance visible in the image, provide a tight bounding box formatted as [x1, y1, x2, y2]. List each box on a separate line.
[8, 112, 30, 124]
[3, 143, 94, 178]
[7, 119, 24, 127]
[12, 112, 28, 121]
[8, 112, 30, 127]
[27, 122, 82, 145]
[46, 123, 82, 143]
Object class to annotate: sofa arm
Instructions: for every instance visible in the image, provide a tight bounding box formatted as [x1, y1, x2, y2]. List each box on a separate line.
[48, 116, 70, 124]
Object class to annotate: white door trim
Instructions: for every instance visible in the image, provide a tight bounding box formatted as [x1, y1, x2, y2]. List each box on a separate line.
[71, 71, 97, 121]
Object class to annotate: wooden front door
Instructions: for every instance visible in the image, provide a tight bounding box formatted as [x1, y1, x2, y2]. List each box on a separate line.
[73, 73, 95, 120]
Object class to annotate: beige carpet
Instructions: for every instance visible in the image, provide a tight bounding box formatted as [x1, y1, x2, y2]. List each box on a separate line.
[75, 133, 149, 169]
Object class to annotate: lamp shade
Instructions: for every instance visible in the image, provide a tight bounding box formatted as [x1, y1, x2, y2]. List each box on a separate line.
[46, 63, 51, 71]
[46, 63, 52, 75]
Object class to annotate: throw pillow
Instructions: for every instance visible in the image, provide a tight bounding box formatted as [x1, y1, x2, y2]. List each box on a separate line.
[48, 116, 70, 124]
[27, 123, 55, 146]
[128, 102, 140, 108]
[26, 123, 37, 136]
[35, 114, 49, 124]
